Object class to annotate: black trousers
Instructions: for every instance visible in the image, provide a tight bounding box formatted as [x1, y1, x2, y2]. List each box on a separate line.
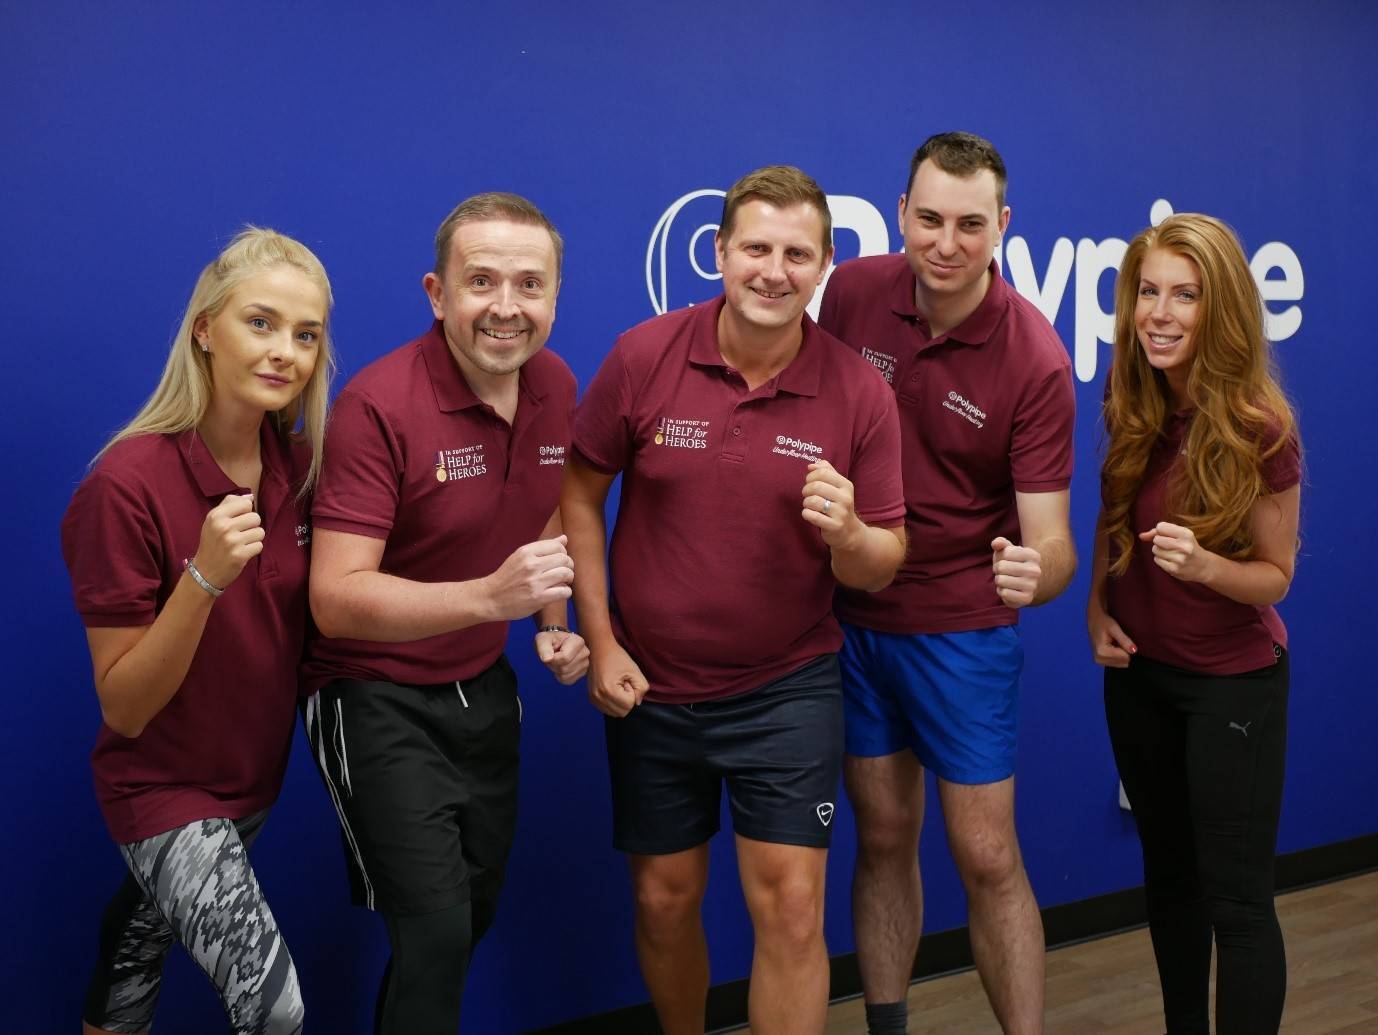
[1104, 648, 1289, 1035]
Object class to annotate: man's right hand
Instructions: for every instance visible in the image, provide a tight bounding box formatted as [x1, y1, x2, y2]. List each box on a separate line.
[482, 535, 575, 621]
[588, 643, 650, 717]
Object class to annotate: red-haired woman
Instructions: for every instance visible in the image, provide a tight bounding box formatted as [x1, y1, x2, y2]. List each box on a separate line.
[1087, 213, 1300, 1034]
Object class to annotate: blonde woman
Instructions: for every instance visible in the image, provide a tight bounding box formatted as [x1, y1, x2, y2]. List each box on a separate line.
[62, 229, 334, 1034]
[1087, 214, 1299, 1034]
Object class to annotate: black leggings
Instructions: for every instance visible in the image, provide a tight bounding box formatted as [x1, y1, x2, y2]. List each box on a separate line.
[1104, 648, 1288, 1035]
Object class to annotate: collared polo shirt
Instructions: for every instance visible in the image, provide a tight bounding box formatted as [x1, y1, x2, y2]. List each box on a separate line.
[303, 321, 575, 690]
[819, 254, 1075, 634]
[1106, 410, 1300, 674]
[61, 420, 311, 844]
[573, 295, 905, 704]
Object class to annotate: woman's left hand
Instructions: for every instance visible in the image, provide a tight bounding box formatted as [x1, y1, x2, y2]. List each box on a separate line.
[1139, 521, 1217, 584]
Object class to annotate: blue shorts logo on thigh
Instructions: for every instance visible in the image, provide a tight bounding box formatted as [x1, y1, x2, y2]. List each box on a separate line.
[839, 623, 1023, 785]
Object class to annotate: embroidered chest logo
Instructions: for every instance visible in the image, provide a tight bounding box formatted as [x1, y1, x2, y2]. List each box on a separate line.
[295, 523, 311, 548]
[538, 444, 567, 467]
[861, 346, 898, 384]
[943, 390, 988, 430]
[654, 416, 710, 449]
[772, 434, 825, 461]
[435, 445, 488, 482]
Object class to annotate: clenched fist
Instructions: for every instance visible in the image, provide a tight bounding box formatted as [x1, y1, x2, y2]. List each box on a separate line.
[991, 536, 1042, 609]
[192, 493, 264, 590]
[482, 536, 575, 621]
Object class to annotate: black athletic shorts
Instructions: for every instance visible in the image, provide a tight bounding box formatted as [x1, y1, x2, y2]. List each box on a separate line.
[303, 655, 520, 915]
[605, 654, 844, 855]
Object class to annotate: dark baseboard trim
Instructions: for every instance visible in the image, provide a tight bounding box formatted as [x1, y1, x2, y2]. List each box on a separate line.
[529, 832, 1378, 1034]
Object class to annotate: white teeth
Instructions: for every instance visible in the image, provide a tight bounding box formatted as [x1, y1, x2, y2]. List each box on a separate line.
[1149, 334, 1179, 345]
[483, 329, 522, 339]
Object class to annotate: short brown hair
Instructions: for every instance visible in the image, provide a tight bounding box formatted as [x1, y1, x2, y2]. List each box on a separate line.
[433, 192, 564, 279]
[906, 132, 1008, 210]
[718, 165, 832, 254]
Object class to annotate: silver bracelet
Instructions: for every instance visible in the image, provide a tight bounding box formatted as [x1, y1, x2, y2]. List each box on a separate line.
[183, 558, 225, 598]
[537, 624, 569, 634]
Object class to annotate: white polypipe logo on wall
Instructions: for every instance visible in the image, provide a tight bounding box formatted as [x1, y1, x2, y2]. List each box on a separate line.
[648, 192, 1304, 383]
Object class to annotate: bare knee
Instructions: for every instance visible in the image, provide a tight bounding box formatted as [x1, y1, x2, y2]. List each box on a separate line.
[633, 864, 706, 939]
[847, 757, 923, 861]
[950, 826, 1024, 893]
[750, 874, 824, 954]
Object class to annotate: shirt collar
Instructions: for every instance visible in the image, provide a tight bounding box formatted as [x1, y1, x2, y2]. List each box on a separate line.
[889, 258, 1010, 348]
[686, 295, 822, 398]
[420, 319, 548, 414]
[177, 417, 290, 500]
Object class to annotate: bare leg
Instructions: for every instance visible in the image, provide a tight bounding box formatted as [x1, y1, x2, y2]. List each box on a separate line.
[736, 835, 830, 1035]
[628, 845, 711, 1035]
[844, 751, 925, 1004]
[939, 777, 1044, 1034]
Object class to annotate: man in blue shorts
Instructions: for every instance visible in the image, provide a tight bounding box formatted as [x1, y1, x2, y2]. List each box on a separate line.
[818, 132, 1077, 1034]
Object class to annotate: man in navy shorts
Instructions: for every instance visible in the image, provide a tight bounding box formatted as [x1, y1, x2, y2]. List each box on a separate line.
[562, 165, 906, 1035]
[819, 132, 1077, 1035]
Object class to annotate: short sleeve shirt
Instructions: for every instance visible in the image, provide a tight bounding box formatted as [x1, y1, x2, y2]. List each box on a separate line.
[573, 296, 905, 703]
[819, 254, 1076, 634]
[1105, 411, 1301, 674]
[302, 322, 575, 690]
[61, 421, 311, 844]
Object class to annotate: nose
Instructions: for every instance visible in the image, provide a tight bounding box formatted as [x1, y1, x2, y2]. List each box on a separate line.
[490, 282, 519, 319]
[266, 330, 296, 364]
[1150, 294, 1172, 321]
[934, 224, 958, 256]
[761, 250, 787, 283]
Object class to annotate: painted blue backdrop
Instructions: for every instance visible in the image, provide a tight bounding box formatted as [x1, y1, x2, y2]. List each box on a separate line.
[5, 1, 1375, 1031]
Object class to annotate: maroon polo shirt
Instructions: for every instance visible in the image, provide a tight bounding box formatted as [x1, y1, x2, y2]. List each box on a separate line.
[61, 421, 311, 844]
[573, 296, 905, 703]
[302, 321, 575, 691]
[1106, 411, 1300, 674]
[819, 254, 1075, 634]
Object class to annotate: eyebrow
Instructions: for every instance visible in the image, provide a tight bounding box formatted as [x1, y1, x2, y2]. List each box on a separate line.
[1138, 278, 1202, 290]
[914, 206, 988, 223]
[461, 264, 548, 279]
[242, 302, 323, 327]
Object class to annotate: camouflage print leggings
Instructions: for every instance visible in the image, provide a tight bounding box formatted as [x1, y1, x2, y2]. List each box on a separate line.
[83, 811, 304, 1034]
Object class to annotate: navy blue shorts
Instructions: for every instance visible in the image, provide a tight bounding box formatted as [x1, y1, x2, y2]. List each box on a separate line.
[839, 623, 1022, 785]
[605, 654, 844, 855]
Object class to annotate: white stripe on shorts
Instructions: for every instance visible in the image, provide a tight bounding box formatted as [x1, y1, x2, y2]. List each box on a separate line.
[307, 691, 376, 910]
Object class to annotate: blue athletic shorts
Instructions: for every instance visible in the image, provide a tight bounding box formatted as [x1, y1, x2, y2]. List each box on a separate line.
[839, 622, 1023, 785]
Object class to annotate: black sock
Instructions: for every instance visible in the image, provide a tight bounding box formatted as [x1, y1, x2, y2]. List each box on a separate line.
[865, 999, 908, 1034]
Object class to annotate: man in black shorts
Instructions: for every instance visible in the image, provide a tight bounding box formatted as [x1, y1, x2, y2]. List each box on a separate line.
[562, 166, 906, 1034]
[302, 193, 588, 1033]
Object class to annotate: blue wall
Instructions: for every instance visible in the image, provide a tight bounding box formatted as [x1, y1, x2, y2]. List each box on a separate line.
[6, 2, 1375, 1030]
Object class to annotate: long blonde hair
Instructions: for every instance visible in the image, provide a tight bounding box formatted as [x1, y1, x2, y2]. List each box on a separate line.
[1102, 214, 1296, 576]
[98, 227, 335, 494]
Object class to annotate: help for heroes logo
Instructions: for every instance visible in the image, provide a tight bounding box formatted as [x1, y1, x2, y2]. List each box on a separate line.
[435, 445, 487, 482]
[654, 416, 709, 448]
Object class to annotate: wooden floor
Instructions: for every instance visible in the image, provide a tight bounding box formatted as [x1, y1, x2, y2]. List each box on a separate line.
[820, 871, 1378, 1033]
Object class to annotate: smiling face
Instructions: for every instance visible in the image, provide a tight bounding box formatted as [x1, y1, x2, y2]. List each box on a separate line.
[194, 265, 326, 423]
[899, 158, 1009, 312]
[423, 218, 559, 386]
[714, 199, 831, 337]
[1134, 246, 1201, 404]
